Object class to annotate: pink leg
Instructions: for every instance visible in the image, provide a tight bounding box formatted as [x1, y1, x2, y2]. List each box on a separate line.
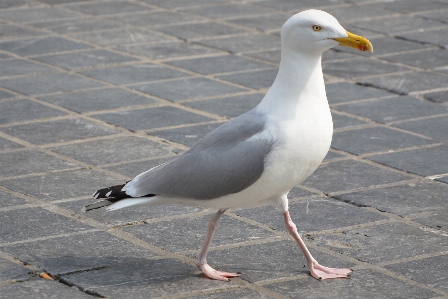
[196, 209, 241, 281]
[283, 211, 352, 280]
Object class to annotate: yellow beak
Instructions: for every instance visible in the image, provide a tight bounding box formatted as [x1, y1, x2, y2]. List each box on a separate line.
[333, 31, 373, 53]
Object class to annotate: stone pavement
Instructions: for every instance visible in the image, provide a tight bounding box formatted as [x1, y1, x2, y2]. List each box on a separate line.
[0, 0, 448, 298]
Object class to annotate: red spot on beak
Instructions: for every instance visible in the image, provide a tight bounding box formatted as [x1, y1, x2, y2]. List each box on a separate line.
[358, 45, 368, 51]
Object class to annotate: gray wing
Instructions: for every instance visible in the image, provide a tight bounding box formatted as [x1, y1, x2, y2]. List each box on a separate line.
[124, 111, 274, 200]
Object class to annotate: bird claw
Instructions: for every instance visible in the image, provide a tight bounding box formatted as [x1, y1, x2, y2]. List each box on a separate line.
[310, 263, 352, 280]
[199, 263, 240, 281]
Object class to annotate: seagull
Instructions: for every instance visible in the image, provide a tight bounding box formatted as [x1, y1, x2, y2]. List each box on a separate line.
[84, 9, 373, 281]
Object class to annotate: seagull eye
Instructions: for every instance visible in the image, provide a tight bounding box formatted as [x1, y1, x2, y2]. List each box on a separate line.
[312, 25, 322, 31]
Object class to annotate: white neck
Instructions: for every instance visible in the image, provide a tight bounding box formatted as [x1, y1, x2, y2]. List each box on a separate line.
[255, 48, 326, 119]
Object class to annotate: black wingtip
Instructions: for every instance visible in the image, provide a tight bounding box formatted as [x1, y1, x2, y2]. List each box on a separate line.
[82, 199, 114, 212]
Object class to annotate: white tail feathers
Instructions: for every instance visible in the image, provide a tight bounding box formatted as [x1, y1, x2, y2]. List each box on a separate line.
[106, 197, 160, 212]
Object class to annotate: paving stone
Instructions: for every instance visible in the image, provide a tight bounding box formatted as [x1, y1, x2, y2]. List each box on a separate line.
[104, 156, 180, 177]
[35, 49, 138, 70]
[393, 115, 448, 143]
[184, 93, 262, 118]
[334, 180, 448, 216]
[117, 41, 223, 60]
[1, 231, 158, 276]
[0, 207, 91, 244]
[367, 145, 448, 176]
[37, 0, 95, 3]
[436, 176, 448, 184]
[323, 58, 409, 79]
[413, 212, 448, 234]
[29, 18, 121, 34]
[338, 36, 430, 57]
[65, 0, 151, 15]
[351, 15, 445, 34]
[227, 12, 290, 32]
[288, 186, 316, 198]
[311, 222, 448, 264]
[181, 3, 275, 19]
[182, 288, 270, 299]
[1, 118, 119, 145]
[197, 34, 280, 53]
[334, 96, 447, 123]
[59, 198, 201, 226]
[237, 197, 386, 233]
[124, 214, 277, 252]
[255, 0, 345, 11]
[0, 24, 45, 40]
[166, 55, 272, 75]
[386, 254, 448, 292]
[323, 150, 345, 161]
[206, 240, 356, 283]
[422, 89, 448, 103]
[0, 0, 39, 9]
[0, 190, 28, 208]
[93, 106, 213, 131]
[325, 5, 398, 22]
[217, 68, 278, 90]
[81, 64, 189, 85]
[0, 258, 29, 282]
[107, 10, 205, 27]
[149, 122, 224, 147]
[0, 7, 82, 23]
[0, 36, 91, 57]
[71, 28, 171, 47]
[0, 59, 57, 77]
[0, 280, 93, 299]
[331, 113, 368, 129]
[0, 169, 121, 201]
[142, 0, 228, 9]
[326, 82, 393, 104]
[39, 88, 161, 113]
[381, 49, 448, 69]
[417, 9, 448, 23]
[399, 27, 448, 48]
[302, 160, 412, 193]
[60, 258, 233, 299]
[359, 71, 448, 94]
[0, 136, 24, 151]
[50, 136, 173, 166]
[132, 77, 247, 101]
[377, 0, 448, 13]
[157, 21, 247, 40]
[265, 268, 438, 299]
[0, 150, 79, 177]
[0, 99, 67, 124]
[331, 127, 434, 155]
[245, 49, 281, 64]
[0, 73, 106, 95]
[322, 49, 360, 62]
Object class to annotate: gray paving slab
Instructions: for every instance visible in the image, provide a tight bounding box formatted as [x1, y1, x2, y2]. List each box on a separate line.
[302, 160, 412, 193]
[332, 127, 435, 155]
[0, 24, 45, 40]
[148, 122, 224, 147]
[0, 118, 119, 145]
[334, 180, 448, 216]
[376, 0, 448, 13]
[106, 10, 206, 27]
[132, 77, 248, 101]
[38, 88, 161, 113]
[325, 82, 393, 104]
[0, 190, 29, 208]
[197, 34, 280, 53]
[80, 63, 189, 85]
[60, 258, 235, 299]
[423, 90, 448, 103]
[1, 231, 159, 276]
[381, 49, 448, 69]
[398, 27, 448, 48]
[0, 169, 121, 201]
[413, 212, 448, 234]
[0, 136, 24, 151]
[265, 269, 438, 299]
[182, 288, 271, 299]
[0, 59, 57, 77]
[92, 106, 214, 131]
[393, 115, 448, 143]
[0, 279, 94, 299]
[334, 96, 447, 123]
[236, 198, 386, 233]
[104, 156, 179, 178]
[157, 21, 247, 40]
[227, 12, 290, 32]
[65, 0, 152, 16]
[0, 207, 91, 244]
[0, 150, 79, 177]
[0, 258, 30, 282]
[0, 7, 83, 22]
[351, 15, 445, 34]
[217, 68, 278, 90]
[183, 93, 262, 118]
[332, 113, 368, 129]
[311, 222, 448, 264]
[49, 136, 173, 166]
[255, 0, 345, 11]
[124, 214, 278, 252]
[29, 18, 121, 34]
[0, 99, 67, 124]
[367, 145, 448, 177]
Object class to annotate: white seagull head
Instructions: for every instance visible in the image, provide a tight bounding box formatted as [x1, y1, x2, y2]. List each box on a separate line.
[281, 9, 373, 55]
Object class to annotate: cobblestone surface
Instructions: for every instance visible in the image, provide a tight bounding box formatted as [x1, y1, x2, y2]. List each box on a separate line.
[0, 0, 447, 298]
